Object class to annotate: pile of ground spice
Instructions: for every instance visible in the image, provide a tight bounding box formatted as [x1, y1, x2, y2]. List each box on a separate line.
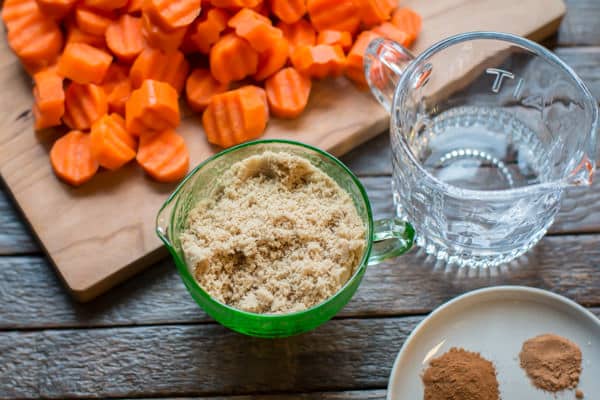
[422, 347, 500, 400]
[519, 334, 583, 396]
[180, 151, 366, 314]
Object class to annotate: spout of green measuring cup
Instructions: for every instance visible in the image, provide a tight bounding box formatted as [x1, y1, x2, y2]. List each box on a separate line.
[156, 192, 177, 247]
[368, 218, 415, 266]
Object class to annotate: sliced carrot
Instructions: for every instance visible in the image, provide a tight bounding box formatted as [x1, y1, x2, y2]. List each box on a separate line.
[58, 42, 113, 84]
[306, 0, 360, 34]
[265, 67, 311, 118]
[129, 47, 190, 93]
[50, 130, 99, 186]
[75, 7, 116, 36]
[105, 14, 145, 62]
[202, 85, 268, 148]
[66, 22, 106, 48]
[141, 12, 187, 51]
[63, 83, 108, 130]
[356, 0, 395, 27]
[2, 0, 38, 31]
[36, 0, 77, 19]
[126, 0, 144, 14]
[253, 35, 289, 81]
[102, 63, 131, 115]
[143, 0, 201, 31]
[33, 67, 65, 130]
[277, 19, 315, 55]
[84, 0, 127, 11]
[209, 33, 258, 84]
[136, 128, 189, 182]
[228, 8, 282, 52]
[317, 30, 352, 51]
[90, 113, 137, 170]
[390, 7, 422, 47]
[189, 7, 229, 54]
[271, 0, 306, 24]
[345, 30, 380, 87]
[185, 68, 228, 112]
[372, 22, 408, 46]
[209, 0, 261, 8]
[251, 1, 269, 17]
[125, 79, 180, 136]
[290, 44, 345, 79]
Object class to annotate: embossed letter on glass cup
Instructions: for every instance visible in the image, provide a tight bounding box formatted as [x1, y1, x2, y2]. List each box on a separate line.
[365, 32, 598, 268]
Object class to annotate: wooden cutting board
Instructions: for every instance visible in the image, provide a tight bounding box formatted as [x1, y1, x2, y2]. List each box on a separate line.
[0, 0, 565, 301]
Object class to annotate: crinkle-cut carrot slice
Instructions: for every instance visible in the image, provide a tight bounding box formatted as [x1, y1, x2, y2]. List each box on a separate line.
[58, 42, 113, 84]
[317, 30, 352, 51]
[345, 30, 380, 87]
[50, 130, 99, 186]
[105, 14, 145, 62]
[356, 0, 395, 27]
[209, 0, 261, 8]
[136, 129, 189, 182]
[129, 47, 189, 93]
[102, 63, 131, 115]
[202, 85, 268, 148]
[209, 33, 258, 84]
[265, 67, 311, 118]
[227, 8, 282, 52]
[253, 35, 289, 81]
[2, 0, 38, 30]
[277, 19, 315, 55]
[306, 0, 360, 34]
[372, 22, 408, 46]
[75, 7, 116, 36]
[125, 79, 180, 136]
[390, 7, 421, 47]
[270, 0, 306, 24]
[185, 68, 228, 112]
[84, 0, 127, 11]
[90, 113, 137, 170]
[66, 22, 106, 48]
[63, 83, 107, 130]
[141, 12, 187, 52]
[189, 7, 229, 54]
[36, 0, 77, 19]
[291, 44, 345, 79]
[33, 67, 65, 130]
[143, 0, 201, 31]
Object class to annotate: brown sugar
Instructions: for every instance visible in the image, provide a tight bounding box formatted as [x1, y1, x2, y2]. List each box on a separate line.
[180, 151, 366, 314]
[422, 347, 500, 400]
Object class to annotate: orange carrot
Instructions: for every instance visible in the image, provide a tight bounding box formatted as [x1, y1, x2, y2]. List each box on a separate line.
[202, 85, 268, 148]
[84, 0, 127, 11]
[189, 7, 229, 53]
[63, 82, 107, 130]
[141, 11, 188, 51]
[209, 33, 258, 84]
[143, 0, 201, 31]
[58, 42, 113, 84]
[228, 8, 282, 52]
[126, 0, 144, 13]
[136, 128, 189, 182]
[102, 63, 131, 115]
[33, 67, 65, 130]
[129, 47, 189, 93]
[75, 7, 116, 36]
[345, 30, 380, 86]
[265, 67, 311, 118]
[306, 0, 360, 34]
[270, 0, 306, 24]
[50, 130, 99, 186]
[390, 7, 421, 47]
[317, 30, 352, 51]
[372, 22, 408, 46]
[356, 0, 395, 27]
[36, 0, 77, 19]
[66, 22, 106, 48]
[90, 113, 137, 170]
[253, 35, 289, 81]
[290, 44, 345, 79]
[277, 19, 315, 55]
[105, 14, 145, 62]
[125, 79, 180, 136]
[185, 68, 228, 112]
[210, 0, 261, 8]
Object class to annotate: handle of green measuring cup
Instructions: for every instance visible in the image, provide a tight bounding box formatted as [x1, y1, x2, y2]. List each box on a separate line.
[368, 218, 415, 266]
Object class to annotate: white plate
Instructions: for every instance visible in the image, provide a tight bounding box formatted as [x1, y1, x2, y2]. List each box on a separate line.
[387, 286, 600, 400]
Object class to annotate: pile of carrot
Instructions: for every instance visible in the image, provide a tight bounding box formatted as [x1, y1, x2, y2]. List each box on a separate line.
[2, 0, 421, 186]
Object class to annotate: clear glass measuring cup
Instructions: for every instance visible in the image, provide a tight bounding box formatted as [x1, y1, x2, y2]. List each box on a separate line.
[365, 32, 598, 268]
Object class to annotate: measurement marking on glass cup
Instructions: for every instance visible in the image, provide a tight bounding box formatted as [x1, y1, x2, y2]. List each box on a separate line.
[486, 68, 515, 93]
[513, 78, 525, 98]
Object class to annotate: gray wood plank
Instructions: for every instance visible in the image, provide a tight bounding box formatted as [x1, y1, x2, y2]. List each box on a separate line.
[129, 391, 386, 400]
[0, 187, 38, 255]
[558, 0, 600, 46]
[555, 47, 600, 101]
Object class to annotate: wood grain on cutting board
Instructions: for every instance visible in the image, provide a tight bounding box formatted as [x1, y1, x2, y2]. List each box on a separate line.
[0, 0, 566, 301]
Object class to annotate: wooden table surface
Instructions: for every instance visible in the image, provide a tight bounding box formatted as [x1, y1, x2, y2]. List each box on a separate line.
[1, 1, 599, 398]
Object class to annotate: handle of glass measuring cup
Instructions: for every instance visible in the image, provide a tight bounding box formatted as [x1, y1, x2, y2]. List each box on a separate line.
[364, 38, 415, 113]
[368, 218, 415, 266]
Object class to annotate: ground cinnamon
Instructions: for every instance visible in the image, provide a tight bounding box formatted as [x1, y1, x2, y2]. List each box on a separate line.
[422, 347, 500, 400]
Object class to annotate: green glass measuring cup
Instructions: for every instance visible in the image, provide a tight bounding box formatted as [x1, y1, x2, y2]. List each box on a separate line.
[156, 139, 414, 338]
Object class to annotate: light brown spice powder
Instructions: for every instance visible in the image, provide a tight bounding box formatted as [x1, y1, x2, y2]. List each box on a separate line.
[180, 151, 366, 314]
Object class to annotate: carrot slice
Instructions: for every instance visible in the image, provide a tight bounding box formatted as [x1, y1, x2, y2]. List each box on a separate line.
[356, 0, 395, 27]
[277, 19, 315, 55]
[90, 113, 137, 170]
[209, 33, 258, 84]
[143, 0, 201, 31]
[84, 0, 127, 11]
[50, 130, 99, 186]
[105, 14, 145, 62]
[102, 63, 131, 115]
[265, 67, 311, 118]
[136, 128, 189, 182]
[36, 0, 77, 19]
[189, 7, 229, 54]
[306, 0, 360, 34]
[129, 47, 189, 93]
[372, 22, 408, 46]
[141, 12, 188, 52]
[345, 30, 380, 87]
[66, 22, 106, 48]
[253, 35, 289, 81]
[125, 79, 180, 136]
[228, 8, 282, 52]
[390, 7, 421, 47]
[58, 42, 113, 84]
[209, 0, 261, 8]
[185, 68, 228, 112]
[33, 67, 65, 130]
[63, 83, 108, 130]
[317, 30, 352, 51]
[202, 85, 268, 148]
[75, 7, 116, 36]
[290, 44, 345, 79]
[270, 0, 306, 24]
[126, 0, 144, 13]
